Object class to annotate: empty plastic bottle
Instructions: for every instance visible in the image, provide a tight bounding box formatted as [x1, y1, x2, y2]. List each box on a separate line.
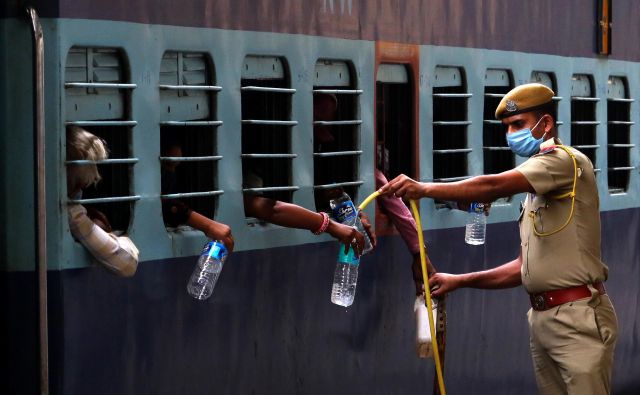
[465, 202, 486, 245]
[331, 246, 360, 307]
[329, 191, 372, 254]
[187, 240, 228, 300]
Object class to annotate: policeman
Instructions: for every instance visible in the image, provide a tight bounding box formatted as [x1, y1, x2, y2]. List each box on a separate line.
[379, 83, 618, 394]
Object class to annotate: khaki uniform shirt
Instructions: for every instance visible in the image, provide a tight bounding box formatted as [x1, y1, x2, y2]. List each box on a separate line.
[516, 138, 608, 294]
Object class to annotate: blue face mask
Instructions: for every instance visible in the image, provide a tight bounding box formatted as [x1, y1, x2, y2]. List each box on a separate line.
[506, 117, 546, 157]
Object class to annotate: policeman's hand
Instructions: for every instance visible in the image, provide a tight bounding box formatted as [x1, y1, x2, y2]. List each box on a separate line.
[358, 211, 377, 249]
[428, 273, 463, 298]
[206, 221, 234, 253]
[326, 220, 365, 257]
[378, 174, 427, 201]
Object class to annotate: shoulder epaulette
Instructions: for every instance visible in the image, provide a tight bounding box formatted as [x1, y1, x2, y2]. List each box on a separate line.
[536, 145, 557, 155]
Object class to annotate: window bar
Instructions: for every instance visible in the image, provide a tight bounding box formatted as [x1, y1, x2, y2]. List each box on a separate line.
[313, 150, 363, 157]
[607, 98, 634, 103]
[484, 93, 506, 98]
[608, 166, 636, 171]
[432, 93, 473, 98]
[161, 190, 224, 199]
[159, 85, 222, 92]
[433, 148, 473, 154]
[313, 89, 363, 95]
[69, 195, 141, 204]
[432, 121, 472, 126]
[242, 186, 300, 193]
[159, 155, 223, 162]
[313, 120, 362, 126]
[65, 120, 137, 127]
[571, 121, 601, 125]
[607, 143, 636, 148]
[314, 180, 364, 190]
[160, 120, 223, 126]
[483, 120, 503, 125]
[241, 153, 298, 159]
[483, 146, 512, 151]
[65, 82, 137, 89]
[607, 121, 635, 125]
[240, 86, 296, 94]
[241, 120, 298, 126]
[571, 97, 600, 102]
[66, 158, 139, 165]
[573, 145, 601, 149]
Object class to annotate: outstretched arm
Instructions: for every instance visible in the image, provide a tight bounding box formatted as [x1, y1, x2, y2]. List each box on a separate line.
[244, 195, 366, 255]
[428, 253, 523, 297]
[186, 211, 235, 253]
[378, 169, 535, 203]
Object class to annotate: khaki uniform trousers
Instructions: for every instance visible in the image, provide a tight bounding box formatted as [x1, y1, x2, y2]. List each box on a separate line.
[527, 288, 618, 395]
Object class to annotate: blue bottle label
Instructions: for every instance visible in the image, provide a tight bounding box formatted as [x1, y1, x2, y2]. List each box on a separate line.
[469, 202, 484, 213]
[201, 241, 228, 260]
[332, 200, 357, 224]
[337, 247, 360, 266]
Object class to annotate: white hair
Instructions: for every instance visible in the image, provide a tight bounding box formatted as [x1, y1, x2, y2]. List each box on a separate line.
[66, 126, 108, 191]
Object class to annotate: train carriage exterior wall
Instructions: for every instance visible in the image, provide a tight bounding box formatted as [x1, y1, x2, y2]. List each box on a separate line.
[2, 1, 639, 394]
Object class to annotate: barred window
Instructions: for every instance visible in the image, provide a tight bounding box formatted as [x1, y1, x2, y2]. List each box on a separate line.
[432, 66, 472, 188]
[570, 74, 600, 172]
[312, 60, 363, 212]
[483, 69, 514, 175]
[65, 47, 138, 231]
[606, 76, 634, 194]
[531, 71, 562, 127]
[159, 51, 222, 229]
[241, 56, 298, 213]
[376, 63, 415, 182]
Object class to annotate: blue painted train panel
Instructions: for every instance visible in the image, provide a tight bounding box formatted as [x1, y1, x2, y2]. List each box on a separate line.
[4, 210, 640, 394]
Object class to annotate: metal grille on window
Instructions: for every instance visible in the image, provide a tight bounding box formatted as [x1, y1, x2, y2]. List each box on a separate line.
[432, 66, 472, 190]
[65, 47, 138, 231]
[531, 71, 563, 127]
[313, 60, 362, 212]
[241, 55, 298, 210]
[570, 74, 600, 172]
[159, 51, 222, 228]
[483, 69, 514, 175]
[606, 76, 634, 194]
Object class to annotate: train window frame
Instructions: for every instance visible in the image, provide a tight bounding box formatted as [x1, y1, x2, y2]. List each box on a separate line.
[432, 66, 472, 208]
[64, 46, 139, 233]
[240, 55, 299, 223]
[606, 76, 635, 194]
[482, 69, 514, 204]
[159, 51, 223, 235]
[312, 59, 363, 212]
[570, 74, 600, 173]
[531, 71, 563, 127]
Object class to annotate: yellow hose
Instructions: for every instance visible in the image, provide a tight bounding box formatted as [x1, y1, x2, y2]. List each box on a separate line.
[358, 191, 446, 394]
[410, 200, 446, 395]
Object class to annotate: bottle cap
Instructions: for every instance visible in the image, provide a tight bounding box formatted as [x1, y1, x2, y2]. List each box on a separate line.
[468, 202, 484, 213]
[202, 240, 228, 260]
[337, 247, 360, 265]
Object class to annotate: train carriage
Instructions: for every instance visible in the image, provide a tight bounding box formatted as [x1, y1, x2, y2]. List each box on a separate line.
[2, 1, 639, 394]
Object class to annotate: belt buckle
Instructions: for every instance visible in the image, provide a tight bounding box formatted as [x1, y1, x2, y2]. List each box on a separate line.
[532, 294, 546, 310]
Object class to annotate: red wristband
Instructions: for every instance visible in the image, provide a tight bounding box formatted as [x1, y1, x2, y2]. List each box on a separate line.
[312, 212, 330, 235]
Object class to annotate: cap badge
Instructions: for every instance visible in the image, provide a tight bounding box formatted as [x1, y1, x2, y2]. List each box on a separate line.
[506, 100, 518, 112]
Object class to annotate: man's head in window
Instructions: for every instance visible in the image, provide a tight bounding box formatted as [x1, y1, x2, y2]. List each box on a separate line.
[66, 126, 108, 198]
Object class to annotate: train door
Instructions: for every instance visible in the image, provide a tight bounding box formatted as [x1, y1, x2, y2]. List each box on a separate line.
[374, 42, 419, 233]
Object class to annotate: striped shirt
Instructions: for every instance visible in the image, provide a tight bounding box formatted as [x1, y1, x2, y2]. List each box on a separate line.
[68, 204, 139, 277]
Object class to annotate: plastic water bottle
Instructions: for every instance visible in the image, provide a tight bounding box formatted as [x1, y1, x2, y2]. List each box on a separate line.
[187, 240, 228, 300]
[465, 202, 486, 245]
[330, 247, 360, 307]
[329, 191, 373, 254]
